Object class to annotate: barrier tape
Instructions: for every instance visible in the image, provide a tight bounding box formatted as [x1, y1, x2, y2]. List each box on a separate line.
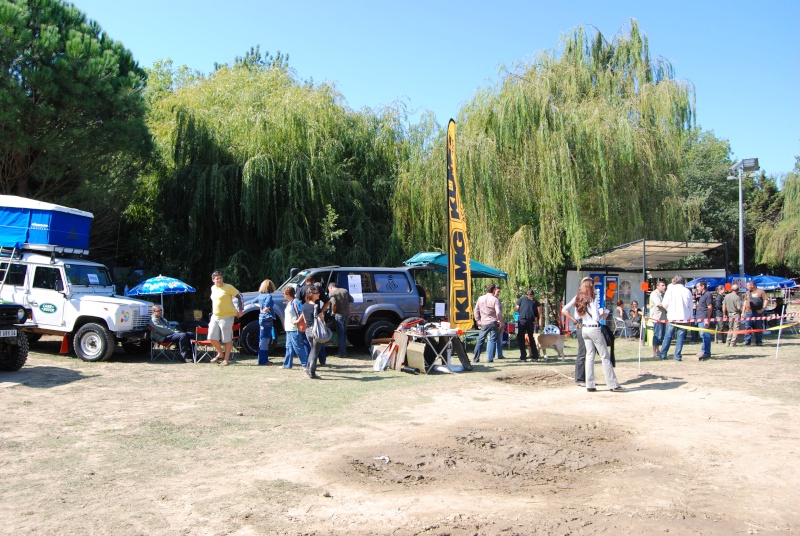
[646, 312, 797, 324]
[669, 322, 799, 334]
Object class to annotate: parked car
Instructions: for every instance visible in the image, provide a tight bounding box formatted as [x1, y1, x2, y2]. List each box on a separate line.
[238, 266, 424, 354]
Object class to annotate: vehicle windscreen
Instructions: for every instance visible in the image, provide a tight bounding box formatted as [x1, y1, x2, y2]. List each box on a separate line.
[278, 270, 310, 291]
[65, 264, 113, 286]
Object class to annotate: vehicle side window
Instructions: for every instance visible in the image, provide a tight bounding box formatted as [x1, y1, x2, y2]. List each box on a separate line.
[33, 267, 64, 291]
[339, 272, 373, 294]
[0, 262, 27, 286]
[374, 273, 411, 293]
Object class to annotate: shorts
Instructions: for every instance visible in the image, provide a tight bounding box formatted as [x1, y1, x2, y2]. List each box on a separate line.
[208, 315, 234, 343]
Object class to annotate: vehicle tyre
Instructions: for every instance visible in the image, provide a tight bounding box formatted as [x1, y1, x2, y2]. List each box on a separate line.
[24, 333, 42, 344]
[364, 320, 397, 348]
[122, 341, 148, 354]
[240, 321, 259, 355]
[0, 332, 29, 371]
[74, 323, 116, 362]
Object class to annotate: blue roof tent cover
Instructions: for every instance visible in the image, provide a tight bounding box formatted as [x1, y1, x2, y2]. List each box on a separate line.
[404, 252, 508, 280]
[687, 274, 797, 290]
[0, 195, 93, 250]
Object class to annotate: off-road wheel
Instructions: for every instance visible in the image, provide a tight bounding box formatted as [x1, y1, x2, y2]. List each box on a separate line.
[0, 332, 29, 371]
[364, 320, 397, 348]
[240, 321, 259, 355]
[241, 321, 280, 354]
[74, 323, 116, 362]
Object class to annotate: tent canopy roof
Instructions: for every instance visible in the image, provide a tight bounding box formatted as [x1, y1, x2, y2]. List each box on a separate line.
[404, 252, 508, 280]
[580, 239, 723, 271]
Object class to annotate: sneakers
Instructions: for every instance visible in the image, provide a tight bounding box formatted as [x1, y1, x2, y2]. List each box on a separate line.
[610, 386, 627, 392]
[586, 387, 597, 392]
[576, 382, 586, 387]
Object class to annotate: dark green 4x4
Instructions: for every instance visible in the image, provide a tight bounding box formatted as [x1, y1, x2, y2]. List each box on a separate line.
[0, 303, 33, 371]
[239, 266, 424, 354]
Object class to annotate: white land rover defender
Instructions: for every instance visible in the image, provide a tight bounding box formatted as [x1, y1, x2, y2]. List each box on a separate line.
[0, 195, 152, 362]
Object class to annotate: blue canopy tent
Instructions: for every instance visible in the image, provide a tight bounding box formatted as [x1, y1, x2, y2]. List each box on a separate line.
[687, 274, 796, 290]
[404, 252, 508, 280]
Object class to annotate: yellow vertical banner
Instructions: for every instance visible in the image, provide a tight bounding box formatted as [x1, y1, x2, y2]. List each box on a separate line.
[446, 120, 473, 329]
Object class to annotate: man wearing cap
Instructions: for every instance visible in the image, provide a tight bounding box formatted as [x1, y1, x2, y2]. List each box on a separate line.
[515, 289, 542, 361]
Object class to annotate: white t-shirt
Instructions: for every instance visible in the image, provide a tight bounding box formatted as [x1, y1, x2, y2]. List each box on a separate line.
[564, 295, 608, 324]
[661, 283, 693, 321]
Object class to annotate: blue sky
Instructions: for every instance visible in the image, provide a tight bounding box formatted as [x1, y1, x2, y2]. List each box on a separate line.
[71, 0, 800, 176]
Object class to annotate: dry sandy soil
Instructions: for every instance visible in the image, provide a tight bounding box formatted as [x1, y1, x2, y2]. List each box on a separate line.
[2, 328, 799, 535]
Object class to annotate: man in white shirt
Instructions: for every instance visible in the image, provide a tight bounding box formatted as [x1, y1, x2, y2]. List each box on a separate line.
[658, 275, 694, 361]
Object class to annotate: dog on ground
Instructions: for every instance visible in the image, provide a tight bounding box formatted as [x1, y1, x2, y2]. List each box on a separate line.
[534, 333, 565, 359]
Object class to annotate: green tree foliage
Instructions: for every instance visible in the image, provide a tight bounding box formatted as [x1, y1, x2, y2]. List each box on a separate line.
[0, 0, 150, 199]
[755, 156, 799, 270]
[130, 54, 407, 288]
[392, 20, 695, 290]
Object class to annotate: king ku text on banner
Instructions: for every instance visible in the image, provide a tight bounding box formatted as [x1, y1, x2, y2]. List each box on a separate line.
[446, 120, 473, 330]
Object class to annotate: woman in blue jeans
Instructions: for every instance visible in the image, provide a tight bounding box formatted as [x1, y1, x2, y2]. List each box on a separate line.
[251, 279, 276, 365]
[282, 287, 308, 368]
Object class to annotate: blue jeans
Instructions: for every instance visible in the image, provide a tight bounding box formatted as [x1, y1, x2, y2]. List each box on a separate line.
[744, 312, 763, 345]
[257, 324, 272, 365]
[473, 322, 497, 362]
[283, 330, 308, 368]
[696, 321, 711, 356]
[659, 322, 687, 360]
[652, 321, 665, 347]
[335, 314, 347, 356]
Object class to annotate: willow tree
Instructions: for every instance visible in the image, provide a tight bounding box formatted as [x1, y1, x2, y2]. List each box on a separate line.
[393, 20, 695, 290]
[130, 55, 408, 289]
[756, 157, 800, 270]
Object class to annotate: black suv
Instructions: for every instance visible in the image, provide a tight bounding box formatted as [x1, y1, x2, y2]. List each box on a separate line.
[239, 266, 423, 353]
[0, 303, 33, 371]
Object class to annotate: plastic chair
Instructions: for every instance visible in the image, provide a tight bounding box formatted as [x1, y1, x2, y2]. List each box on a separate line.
[150, 327, 176, 363]
[612, 317, 629, 339]
[192, 326, 217, 363]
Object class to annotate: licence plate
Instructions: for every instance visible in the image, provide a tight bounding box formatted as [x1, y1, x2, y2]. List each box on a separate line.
[0, 330, 16, 337]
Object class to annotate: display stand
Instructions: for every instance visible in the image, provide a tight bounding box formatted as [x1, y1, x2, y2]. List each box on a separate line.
[396, 329, 460, 373]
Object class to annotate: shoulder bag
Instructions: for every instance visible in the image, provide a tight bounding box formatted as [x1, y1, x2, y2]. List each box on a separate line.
[292, 300, 306, 332]
[310, 303, 333, 343]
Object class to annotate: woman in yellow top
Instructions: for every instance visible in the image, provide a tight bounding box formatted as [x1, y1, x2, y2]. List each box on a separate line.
[209, 270, 243, 366]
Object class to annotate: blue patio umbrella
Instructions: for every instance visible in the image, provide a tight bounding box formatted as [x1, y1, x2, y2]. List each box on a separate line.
[125, 275, 196, 306]
[750, 274, 797, 290]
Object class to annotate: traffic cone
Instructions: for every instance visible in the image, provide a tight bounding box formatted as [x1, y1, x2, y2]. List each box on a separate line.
[59, 335, 70, 354]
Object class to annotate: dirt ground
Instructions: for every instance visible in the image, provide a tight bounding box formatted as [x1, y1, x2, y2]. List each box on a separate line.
[2, 327, 799, 535]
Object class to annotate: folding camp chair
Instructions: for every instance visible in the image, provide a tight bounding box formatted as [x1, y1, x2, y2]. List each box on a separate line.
[229, 323, 242, 360]
[150, 327, 176, 363]
[192, 326, 218, 363]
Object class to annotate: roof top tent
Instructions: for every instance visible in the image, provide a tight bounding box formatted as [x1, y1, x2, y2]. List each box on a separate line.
[0, 195, 93, 255]
[564, 239, 725, 319]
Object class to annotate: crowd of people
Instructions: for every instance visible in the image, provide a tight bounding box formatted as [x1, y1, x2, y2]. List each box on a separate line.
[148, 269, 788, 389]
[149, 270, 353, 379]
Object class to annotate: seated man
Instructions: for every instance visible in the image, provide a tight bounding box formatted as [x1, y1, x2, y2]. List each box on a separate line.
[150, 305, 194, 363]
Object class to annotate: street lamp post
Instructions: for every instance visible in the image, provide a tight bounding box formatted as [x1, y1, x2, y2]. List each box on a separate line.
[727, 158, 760, 281]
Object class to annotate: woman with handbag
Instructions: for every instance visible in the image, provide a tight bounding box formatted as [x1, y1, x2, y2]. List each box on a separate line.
[302, 286, 326, 379]
[282, 286, 308, 369]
